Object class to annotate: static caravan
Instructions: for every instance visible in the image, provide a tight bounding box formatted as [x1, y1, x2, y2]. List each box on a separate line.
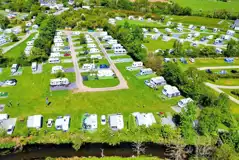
[176, 27, 183, 32]
[139, 68, 153, 76]
[97, 69, 114, 77]
[54, 38, 63, 43]
[83, 114, 98, 130]
[55, 42, 64, 47]
[50, 78, 69, 86]
[200, 26, 206, 31]
[222, 35, 230, 40]
[133, 112, 156, 127]
[213, 28, 218, 32]
[166, 21, 172, 26]
[162, 35, 169, 41]
[142, 28, 148, 33]
[227, 30, 235, 36]
[87, 43, 97, 48]
[108, 18, 116, 24]
[132, 62, 143, 68]
[188, 24, 194, 30]
[102, 35, 113, 41]
[115, 17, 123, 21]
[89, 48, 100, 54]
[114, 48, 126, 54]
[48, 57, 60, 64]
[50, 52, 61, 58]
[31, 62, 38, 72]
[108, 39, 117, 45]
[52, 46, 62, 52]
[112, 44, 123, 49]
[138, 16, 144, 21]
[128, 15, 135, 20]
[55, 115, 71, 131]
[153, 28, 159, 33]
[193, 32, 200, 37]
[11, 64, 19, 73]
[214, 38, 223, 44]
[51, 66, 64, 74]
[82, 63, 96, 70]
[150, 76, 166, 86]
[162, 85, 180, 98]
[90, 54, 102, 59]
[178, 98, 193, 108]
[151, 34, 160, 40]
[165, 28, 172, 33]
[27, 40, 34, 46]
[27, 115, 43, 129]
[216, 48, 223, 54]
[56, 31, 63, 36]
[109, 114, 124, 130]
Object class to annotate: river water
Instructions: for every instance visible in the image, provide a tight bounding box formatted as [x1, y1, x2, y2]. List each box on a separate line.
[0, 143, 165, 160]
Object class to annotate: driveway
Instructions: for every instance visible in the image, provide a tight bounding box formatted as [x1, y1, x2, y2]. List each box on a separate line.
[65, 31, 129, 93]
[198, 66, 239, 70]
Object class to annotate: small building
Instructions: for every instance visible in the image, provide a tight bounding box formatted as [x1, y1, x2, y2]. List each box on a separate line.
[82, 63, 96, 70]
[27, 40, 34, 46]
[133, 112, 156, 127]
[176, 27, 183, 32]
[112, 44, 123, 49]
[48, 57, 60, 64]
[213, 28, 218, 32]
[83, 114, 97, 130]
[188, 24, 194, 30]
[27, 115, 43, 129]
[114, 48, 126, 54]
[162, 85, 180, 98]
[178, 98, 193, 108]
[50, 52, 61, 58]
[150, 76, 166, 86]
[227, 30, 235, 36]
[50, 78, 69, 86]
[139, 68, 153, 76]
[108, 39, 118, 45]
[232, 19, 239, 30]
[128, 15, 135, 20]
[153, 28, 159, 33]
[52, 66, 64, 74]
[109, 114, 124, 130]
[200, 26, 206, 31]
[90, 54, 102, 59]
[55, 115, 71, 132]
[132, 62, 143, 68]
[165, 28, 172, 33]
[97, 69, 114, 77]
[142, 28, 148, 33]
[87, 43, 97, 48]
[31, 62, 38, 72]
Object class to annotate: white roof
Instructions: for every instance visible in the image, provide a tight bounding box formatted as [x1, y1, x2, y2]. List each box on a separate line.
[84, 114, 98, 130]
[150, 76, 166, 84]
[109, 114, 124, 130]
[140, 68, 152, 72]
[133, 112, 156, 127]
[27, 115, 43, 128]
[178, 98, 193, 108]
[0, 114, 8, 120]
[55, 116, 70, 131]
[97, 69, 114, 77]
[163, 85, 180, 95]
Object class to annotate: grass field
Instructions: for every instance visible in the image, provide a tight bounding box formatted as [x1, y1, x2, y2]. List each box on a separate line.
[221, 88, 239, 100]
[172, 0, 239, 14]
[83, 78, 120, 88]
[0, 62, 182, 136]
[213, 78, 239, 86]
[143, 38, 175, 52]
[4, 33, 36, 57]
[116, 20, 163, 28]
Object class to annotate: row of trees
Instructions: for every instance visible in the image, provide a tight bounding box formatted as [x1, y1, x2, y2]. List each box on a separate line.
[0, 0, 39, 12]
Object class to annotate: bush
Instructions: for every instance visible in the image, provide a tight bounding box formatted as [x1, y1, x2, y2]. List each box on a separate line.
[231, 90, 239, 97]
[55, 71, 65, 78]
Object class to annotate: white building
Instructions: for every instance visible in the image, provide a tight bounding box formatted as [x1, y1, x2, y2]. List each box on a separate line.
[83, 114, 98, 130]
[150, 76, 166, 86]
[50, 78, 69, 86]
[82, 63, 96, 70]
[109, 114, 124, 130]
[162, 85, 180, 98]
[114, 48, 126, 54]
[0, 114, 8, 120]
[97, 69, 114, 77]
[178, 98, 193, 108]
[48, 57, 60, 63]
[133, 112, 156, 127]
[153, 28, 159, 33]
[108, 39, 117, 45]
[139, 68, 153, 76]
[112, 44, 123, 49]
[50, 52, 61, 58]
[200, 26, 206, 31]
[27, 115, 43, 129]
[51, 66, 64, 74]
[55, 115, 71, 132]
[87, 43, 97, 48]
[227, 30, 235, 36]
[27, 40, 34, 46]
[165, 28, 172, 33]
[31, 62, 38, 72]
[213, 28, 218, 32]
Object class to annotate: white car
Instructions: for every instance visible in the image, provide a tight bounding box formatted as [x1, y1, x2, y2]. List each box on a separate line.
[47, 119, 54, 128]
[101, 115, 106, 125]
[4, 79, 17, 86]
[7, 125, 14, 135]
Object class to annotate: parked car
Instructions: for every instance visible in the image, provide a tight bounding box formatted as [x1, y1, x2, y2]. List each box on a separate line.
[101, 115, 106, 125]
[64, 53, 71, 57]
[231, 70, 238, 73]
[7, 125, 14, 135]
[4, 79, 17, 86]
[47, 119, 54, 127]
[206, 69, 212, 74]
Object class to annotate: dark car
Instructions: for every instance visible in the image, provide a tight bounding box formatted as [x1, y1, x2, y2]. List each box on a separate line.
[206, 69, 212, 74]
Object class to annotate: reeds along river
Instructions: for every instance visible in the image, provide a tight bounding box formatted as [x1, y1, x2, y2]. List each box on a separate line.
[0, 143, 166, 160]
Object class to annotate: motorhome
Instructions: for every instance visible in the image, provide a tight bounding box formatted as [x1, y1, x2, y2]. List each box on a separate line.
[11, 64, 19, 73]
[31, 62, 38, 72]
[50, 78, 69, 86]
[48, 57, 60, 64]
[108, 39, 117, 45]
[114, 48, 127, 54]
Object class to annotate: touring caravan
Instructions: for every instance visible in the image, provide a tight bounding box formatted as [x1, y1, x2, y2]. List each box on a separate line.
[50, 78, 69, 86]
[31, 62, 38, 72]
[51, 66, 64, 74]
[11, 64, 19, 73]
[48, 57, 60, 64]
[114, 48, 127, 54]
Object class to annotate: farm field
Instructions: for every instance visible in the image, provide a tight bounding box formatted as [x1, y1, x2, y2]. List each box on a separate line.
[0, 62, 182, 136]
[4, 33, 37, 57]
[172, 0, 239, 14]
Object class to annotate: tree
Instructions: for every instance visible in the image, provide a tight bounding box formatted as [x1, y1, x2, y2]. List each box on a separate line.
[144, 54, 163, 75]
[225, 39, 239, 57]
[173, 40, 183, 56]
[0, 14, 10, 29]
[213, 144, 239, 160]
[132, 142, 146, 156]
[79, 34, 86, 44]
[10, 33, 19, 42]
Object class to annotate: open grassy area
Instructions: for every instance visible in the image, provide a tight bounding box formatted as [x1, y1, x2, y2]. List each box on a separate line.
[221, 88, 239, 101]
[4, 33, 36, 58]
[0, 62, 182, 137]
[172, 0, 239, 14]
[213, 78, 239, 86]
[116, 20, 163, 28]
[83, 78, 120, 88]
[143, 38, 175, 52]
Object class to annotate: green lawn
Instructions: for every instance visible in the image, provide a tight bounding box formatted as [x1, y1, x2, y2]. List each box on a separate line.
[4, 33, 36, 57]
[83, 78, 120, 88]
[0, 62, 182, 138]
[172, 0, 239, 14]
[213, 78, 239, 86]
[110, 55, 132, 60]
[221, 89, 239, 104]
[116, 20, 163, 28]
[143, 38, 175, 53]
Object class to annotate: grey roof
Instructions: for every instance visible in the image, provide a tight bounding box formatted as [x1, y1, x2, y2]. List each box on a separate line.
[233, 19, 239, 27]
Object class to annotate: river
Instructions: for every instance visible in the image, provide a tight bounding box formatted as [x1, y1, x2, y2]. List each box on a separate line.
[0, 143, 166, 160]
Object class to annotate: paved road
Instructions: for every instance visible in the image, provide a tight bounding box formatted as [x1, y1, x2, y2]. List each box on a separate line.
[2, 31, 36, 53]
[205, 82, 239, 104]
[65, 31, 128, 92]
[198, 66, 239, 70]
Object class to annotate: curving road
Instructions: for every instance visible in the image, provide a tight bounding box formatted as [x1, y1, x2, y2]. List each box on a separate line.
[65, 31, 128, 93]
[204, 82, 239, 104]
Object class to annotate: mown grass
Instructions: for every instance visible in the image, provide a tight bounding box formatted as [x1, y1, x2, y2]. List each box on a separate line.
[172, 0, 239, 14]
[213, 78, 239, 86]
[4, 33, 36, 57]
[143, 38, 175, 52]
[116, 20, 163, 28]
[83, 78, 120, 88]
